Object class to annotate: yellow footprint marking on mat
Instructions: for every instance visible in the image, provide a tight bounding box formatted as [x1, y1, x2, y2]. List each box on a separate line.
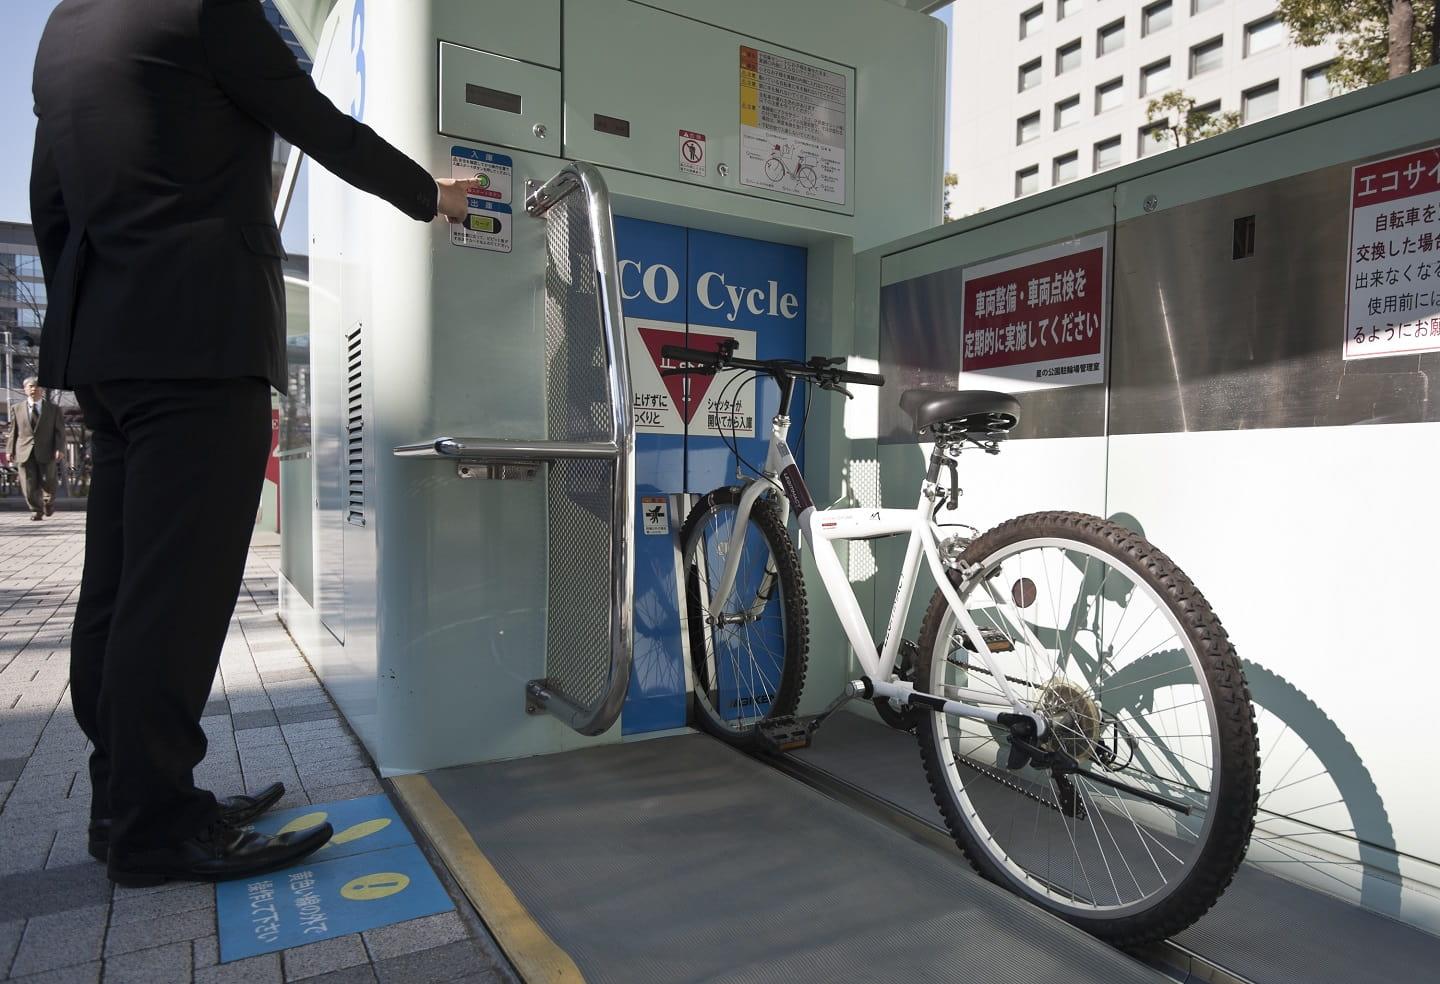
[277, 812, 392, 850]
[341, 872, 410, 901]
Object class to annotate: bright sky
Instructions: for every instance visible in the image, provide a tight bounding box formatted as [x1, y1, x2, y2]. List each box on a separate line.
[0, 0, 64, 224]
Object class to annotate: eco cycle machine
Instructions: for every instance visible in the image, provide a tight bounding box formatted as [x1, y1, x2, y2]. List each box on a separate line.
[271, 1, 1440, 982]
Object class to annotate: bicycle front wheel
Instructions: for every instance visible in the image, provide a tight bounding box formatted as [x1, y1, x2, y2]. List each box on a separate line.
[914, 511, 1258, 944]
[680, 488, 808, 745]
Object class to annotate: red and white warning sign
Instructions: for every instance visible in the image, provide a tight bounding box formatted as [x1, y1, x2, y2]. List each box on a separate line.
[625, 320, 756, 436]
[1344, 145, 1440, 360]
[679, 130, 706, 177]
[959, 232, 1108, 390]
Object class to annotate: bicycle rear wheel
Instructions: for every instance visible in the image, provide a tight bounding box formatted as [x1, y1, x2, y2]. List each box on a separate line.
[680, 487, 808, 745]
[915, 511, 1258, 944]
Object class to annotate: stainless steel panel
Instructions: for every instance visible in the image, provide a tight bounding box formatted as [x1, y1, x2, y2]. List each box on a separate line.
[1111, 155, 1440, 434]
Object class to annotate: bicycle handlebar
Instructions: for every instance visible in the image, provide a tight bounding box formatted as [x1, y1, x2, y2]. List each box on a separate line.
[659, 344, 886, 389]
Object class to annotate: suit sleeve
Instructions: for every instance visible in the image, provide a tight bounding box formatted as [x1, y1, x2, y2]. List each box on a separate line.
[5, 411, 16, 461]
[50, 406, 65, 454]
[28, 119, 69, 289]
[199, 0, 437, 222]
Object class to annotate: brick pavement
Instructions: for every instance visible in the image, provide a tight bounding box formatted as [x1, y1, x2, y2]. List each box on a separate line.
[0, 513, 516, 984]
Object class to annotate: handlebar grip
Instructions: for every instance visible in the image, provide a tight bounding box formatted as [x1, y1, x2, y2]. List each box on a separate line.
[660, 345, 721, 366]
[837, 369, 886, 387]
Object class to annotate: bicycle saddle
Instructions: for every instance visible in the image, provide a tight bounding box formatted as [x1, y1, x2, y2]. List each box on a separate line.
[899, 388, 1021, 435]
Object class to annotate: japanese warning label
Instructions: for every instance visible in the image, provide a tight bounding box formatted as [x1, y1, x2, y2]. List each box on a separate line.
[959, 232, 1108, 389]
[641, 496, 670, 535]
[627, 321, 758, 437]
[449, 146, 512, 253]
[679, 130, 706, 177]
[739, 46, 847, 205]
[1344, 146, 1440, 359]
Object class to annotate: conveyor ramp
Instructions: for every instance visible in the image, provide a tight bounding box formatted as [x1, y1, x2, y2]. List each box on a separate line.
[396, 733, 1167, 984]
[790, 711, 1440, 984]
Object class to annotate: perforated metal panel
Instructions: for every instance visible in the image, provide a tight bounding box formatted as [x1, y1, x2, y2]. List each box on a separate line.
[345, 323, 365, 527]
[542, 189, 622, 715]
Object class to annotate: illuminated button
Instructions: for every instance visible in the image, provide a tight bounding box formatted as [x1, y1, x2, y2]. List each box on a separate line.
[466, 214, 498, 234]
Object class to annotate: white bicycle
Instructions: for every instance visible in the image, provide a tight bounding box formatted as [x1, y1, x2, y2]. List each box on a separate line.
[664, 340, 1259, 945]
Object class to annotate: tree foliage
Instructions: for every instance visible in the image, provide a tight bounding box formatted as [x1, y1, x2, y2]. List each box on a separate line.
[1277, 0, 1436, 91]
[1144, 91, 1242, 149]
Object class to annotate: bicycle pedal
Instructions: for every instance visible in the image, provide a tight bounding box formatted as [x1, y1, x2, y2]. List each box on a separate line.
[755, 715, 816, 753]
[961, 626, 1015, 653]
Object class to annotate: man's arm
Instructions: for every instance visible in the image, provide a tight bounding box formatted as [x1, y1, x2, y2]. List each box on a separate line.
[199, 0, 439, 221]
[5, 411, 16, 461]
[50, 405, 65, 460]
[29, 119, 69, 286]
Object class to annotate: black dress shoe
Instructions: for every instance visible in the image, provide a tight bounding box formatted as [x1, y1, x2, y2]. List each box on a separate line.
[88, 782, 286, 862]
[30, 513, 41, 521]
[107, 820, 333, 887]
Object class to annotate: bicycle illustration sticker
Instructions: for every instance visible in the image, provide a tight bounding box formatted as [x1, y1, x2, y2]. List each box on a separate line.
[739, 46, 847, 205]
[959, 232, 1108, 389]
[1343, 145, 1440, 360]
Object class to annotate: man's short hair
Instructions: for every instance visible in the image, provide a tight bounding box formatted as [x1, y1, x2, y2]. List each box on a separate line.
[22, 376, 39, 388]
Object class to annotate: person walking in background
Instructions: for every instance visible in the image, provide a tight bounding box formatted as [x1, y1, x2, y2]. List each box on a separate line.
[6, 376, 65, 521]
[30, 0, 471, 887]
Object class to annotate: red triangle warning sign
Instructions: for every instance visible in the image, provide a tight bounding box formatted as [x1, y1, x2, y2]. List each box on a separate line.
[637, 327, 732, 425]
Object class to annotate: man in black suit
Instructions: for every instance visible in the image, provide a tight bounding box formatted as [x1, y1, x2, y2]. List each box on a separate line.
[30, 0, 469, 886]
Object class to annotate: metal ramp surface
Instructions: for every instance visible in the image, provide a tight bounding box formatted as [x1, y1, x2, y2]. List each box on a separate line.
[400, 733, 1166, 984]
[791, 710, 1440, 984]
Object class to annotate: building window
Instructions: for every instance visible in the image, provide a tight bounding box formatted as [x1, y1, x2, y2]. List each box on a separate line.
[1053, 151, 1080, 185]
[1057, 40, 1082, 75]
[1018, 112, 1041, 145]
[1019, 57, 1043, 92]
[1190, 37, 1223, 77]
[1141, 58, 1172, 96]
[1302, 62, 1335, 104]
[1059, 0, 1083, 20]
[1096, 77, 1124, 113]
[1094, 136, 1123, 171]
[1139, 121, 1174, 157]
[1020, 4, 1044, 39]
[1246, 16, 1283, 57]
[1055, 95, 1081, 130]
[1143, 0, 1173, 36]
[1192, 0, 1223, 12]
[1098, 20, 1125, 57]
[1243, 80, 1280, 121]
[1016, 165, 1040, 198]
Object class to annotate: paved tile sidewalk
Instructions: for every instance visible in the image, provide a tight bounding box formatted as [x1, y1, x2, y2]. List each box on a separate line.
[0, 513, 516, 984]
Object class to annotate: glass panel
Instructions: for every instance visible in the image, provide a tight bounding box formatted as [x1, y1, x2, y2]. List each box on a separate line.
[1021, 5, 1044, 39]
[1302, 63, 1333, 104]
[1060, 0, 1082, 19]
[1139, 123, 1174, 157]
[1246, 16, 1282, 56]
[1058, 41, 1082, 74]
[1243, 80, 1280, 121]
[1053, 152, 1079, 184]
[1099, 21, 1124, 57]
[1192, 0, 1223, 12]
[1141, 58, 1172, 95]
[1016, 166, 1040, 197]
[1055, 96, 1080, 130]
[1143, 0, 1173, 35]
[1191, 38, 1223, 77]
[1095, 137, 1122, 171]
[1096, 77, 1124, 113]
[1019, 58, 1043, 92]
[1018, 112, 1041, 144]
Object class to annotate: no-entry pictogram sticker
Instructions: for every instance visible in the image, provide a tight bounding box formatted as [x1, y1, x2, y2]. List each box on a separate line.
[679, 130, 706, 177]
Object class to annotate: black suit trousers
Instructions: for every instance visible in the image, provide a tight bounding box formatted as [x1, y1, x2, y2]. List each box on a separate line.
[71, 378, 270, 859]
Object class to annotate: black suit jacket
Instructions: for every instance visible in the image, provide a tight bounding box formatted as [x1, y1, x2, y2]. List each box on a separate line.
[30, 0, 438, 392]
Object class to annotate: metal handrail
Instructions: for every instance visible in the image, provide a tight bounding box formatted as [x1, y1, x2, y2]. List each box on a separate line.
[393, 163, 633, 738]
[522, 162, 634, 736]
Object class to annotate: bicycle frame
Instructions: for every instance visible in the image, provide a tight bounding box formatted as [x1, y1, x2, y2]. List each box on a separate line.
[701, 394, 1047, 736]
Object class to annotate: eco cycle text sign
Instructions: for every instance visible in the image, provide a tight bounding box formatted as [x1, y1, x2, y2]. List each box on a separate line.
[1344, 145, 1440, 360]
